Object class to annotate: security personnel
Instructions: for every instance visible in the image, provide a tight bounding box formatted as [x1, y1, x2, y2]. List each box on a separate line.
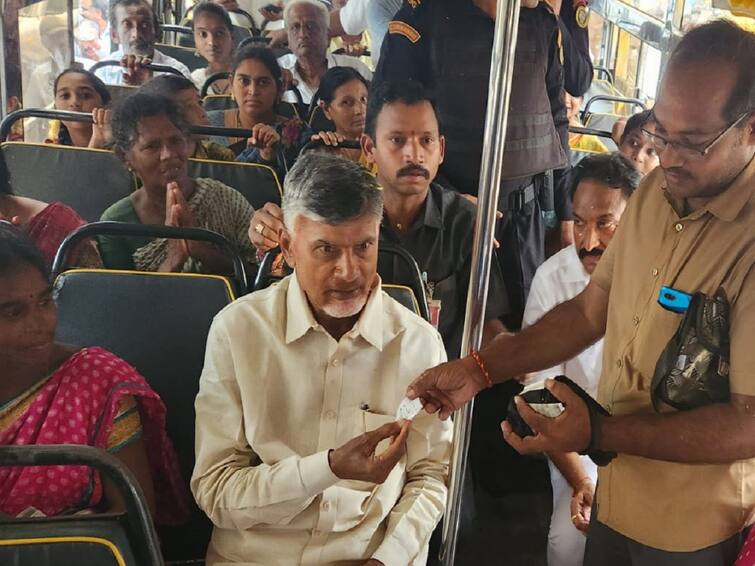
[375, 0, 568, 329]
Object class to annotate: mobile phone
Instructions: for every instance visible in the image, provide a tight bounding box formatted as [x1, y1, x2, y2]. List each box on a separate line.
[658, 285, 692, 314]
[264, 4, 283, 13]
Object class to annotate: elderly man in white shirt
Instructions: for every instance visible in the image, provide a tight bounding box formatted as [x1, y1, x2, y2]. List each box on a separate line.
[278, 0, 372, 104]
[94, 0, 191, 85]
[521, 152, 641, 566]
[192, 152, 452, 566]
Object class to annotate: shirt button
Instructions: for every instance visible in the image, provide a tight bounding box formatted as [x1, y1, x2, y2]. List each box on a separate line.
[313, 529, 321, 537]
[331, 358, 340, 367]
[325, 410, 336, 419]
[633, 315, 640, 325]
[616, 359, 623, 368]
[321, 501, 330, 512]
[652, 268, 659, 277]
[675, 223, 684, 232]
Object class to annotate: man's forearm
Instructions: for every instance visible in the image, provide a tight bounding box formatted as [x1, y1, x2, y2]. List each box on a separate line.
[480, 290, 604, 383]
[600, 395, 755, 464]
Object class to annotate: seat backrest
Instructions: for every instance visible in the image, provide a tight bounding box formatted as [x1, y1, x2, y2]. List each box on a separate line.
[383, 284, 421, 316]
[308, 106, 334, 133]
[1, 142, 133, 221]
[53, 269, 235, 562]
[377, 244, 430, 321]
[155, 42, 207, 71]
[188, 157, 282, 209]
[202, 94, 235, 112]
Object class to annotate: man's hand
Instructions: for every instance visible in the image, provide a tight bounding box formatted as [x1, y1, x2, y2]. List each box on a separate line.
[248, 202, 284, 253]
[501, 378, 591, 454]
[121, 54, 153, 85]
[406, 356, 488, 420]
[248, 123, 280, 162]
[560, 220, 575, 249]
[328, 421, 410, 483]
[259, 5, 283, 21]
[267, 28, 289, 48]
[280, 68, 298, 92]
[570, 477, 594, 534]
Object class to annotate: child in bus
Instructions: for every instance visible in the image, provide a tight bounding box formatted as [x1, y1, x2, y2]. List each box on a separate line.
[0, 151, 98, 267]
[190, 2, 235, 96]
[617, 109, 659, 176]
[48, 68, 112, 149]
[99, 93, 256, 272]
[140, 74, 235, 161]
[207, 45, 311, 164]
[0, 224, 189, 522]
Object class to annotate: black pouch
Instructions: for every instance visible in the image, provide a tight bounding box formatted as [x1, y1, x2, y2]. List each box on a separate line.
[651, 288, 731, 412]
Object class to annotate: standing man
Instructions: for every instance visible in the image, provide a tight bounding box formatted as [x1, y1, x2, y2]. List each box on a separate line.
[522, 152, 640, 566]
[95, 0, 191, 85]
[408, 20, 755, 564]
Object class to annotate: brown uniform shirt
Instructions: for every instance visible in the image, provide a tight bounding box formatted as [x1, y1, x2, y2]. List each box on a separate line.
[591, 157, 755, 551]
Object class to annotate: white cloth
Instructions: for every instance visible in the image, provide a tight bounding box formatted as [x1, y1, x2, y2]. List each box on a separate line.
[191, 273, 452, 565]
[92, 48, 192, 85]
[277, 52, 373, 104]
[522, 244, 603, 566]
[340, 0, 369, 35]
[366, 0, 401, 65]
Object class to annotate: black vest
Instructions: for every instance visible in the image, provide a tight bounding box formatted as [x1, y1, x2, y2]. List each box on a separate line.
[431, 1, 566, 194]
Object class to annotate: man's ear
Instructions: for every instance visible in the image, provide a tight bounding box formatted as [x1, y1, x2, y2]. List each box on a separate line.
[279, 226, 295, 268]
[439, 134, 446, 166]
[361, 133, 376, 163]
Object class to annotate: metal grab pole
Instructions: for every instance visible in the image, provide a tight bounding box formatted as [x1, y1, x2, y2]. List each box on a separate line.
[440, 1, 522, 564]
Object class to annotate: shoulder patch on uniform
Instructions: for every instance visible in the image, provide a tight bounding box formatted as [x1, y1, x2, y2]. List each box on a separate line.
[407, 0, 421, 8]
[388, 20, 422, 43]
[575, 4, 589, 27]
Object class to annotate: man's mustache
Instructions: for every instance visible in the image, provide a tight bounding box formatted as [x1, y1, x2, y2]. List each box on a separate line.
[578, 248, 604, 259]
[397, 164, 430, 179]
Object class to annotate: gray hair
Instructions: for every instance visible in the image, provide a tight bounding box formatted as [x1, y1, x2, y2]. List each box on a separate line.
[283, 152, 383, 232]
[283, 0, 329, 30]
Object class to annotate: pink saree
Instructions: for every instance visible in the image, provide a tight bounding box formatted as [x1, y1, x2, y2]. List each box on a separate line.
[0, 347, 189, 524]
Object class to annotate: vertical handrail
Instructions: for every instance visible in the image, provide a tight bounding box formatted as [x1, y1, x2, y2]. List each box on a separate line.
[439, 0, 522, 564]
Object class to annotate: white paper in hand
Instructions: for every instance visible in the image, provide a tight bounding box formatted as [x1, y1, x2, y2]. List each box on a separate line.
[395, 397, 423, 421]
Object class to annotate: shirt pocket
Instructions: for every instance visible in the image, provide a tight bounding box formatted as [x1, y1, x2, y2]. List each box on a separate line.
[330, 410, 402, 533]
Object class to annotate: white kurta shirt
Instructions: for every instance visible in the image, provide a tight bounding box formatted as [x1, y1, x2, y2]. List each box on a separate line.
[277, 52, 373, 104]
[191, 273, 452, 565]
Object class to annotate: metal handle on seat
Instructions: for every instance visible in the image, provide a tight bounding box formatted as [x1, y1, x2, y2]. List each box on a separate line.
[0, 444, 164, 566]
[582, 94, 647, 118]
[89, 60, 185, 78]
[52, 221, 249, 294]
[200, 72, 231, 98]
[593, 66, 614, 85]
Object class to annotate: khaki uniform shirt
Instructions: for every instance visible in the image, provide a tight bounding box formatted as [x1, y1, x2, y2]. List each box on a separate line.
[591, 158, 755, 551]
[191, 274, 452, 565]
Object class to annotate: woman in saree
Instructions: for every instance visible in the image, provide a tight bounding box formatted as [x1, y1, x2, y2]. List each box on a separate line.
[0, 224, 188, 521]
[98, 93, 256, 272]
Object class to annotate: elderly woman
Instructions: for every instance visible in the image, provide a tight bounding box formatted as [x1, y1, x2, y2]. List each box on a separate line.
[190, 2, 235, 95]
[48, 68, 112, 149]
[98, 93, 256, 272]
[0, 224, 188, 521]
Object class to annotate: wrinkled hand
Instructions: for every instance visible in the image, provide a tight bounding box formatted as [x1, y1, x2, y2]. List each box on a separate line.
[311, 131, 346, 147]
[89, 107, 112, 149]
[121, 54, 153, 85]
[501, 379, 591, 454]
[570, 477, 594, 534]
[259, 6, 283, 21]
[560, 221, 575, 249]
[280, 68, 298, 91]
[461, 193, 502, 248]
[267, 28, 289, 48]
[248, 123, 280, 162]
[407, 356, 488, 420]
[216, 0, 240, 11]
[248, 202, 284, 253]
[328, 421, 410, 483]
[162, 201, 190, 272]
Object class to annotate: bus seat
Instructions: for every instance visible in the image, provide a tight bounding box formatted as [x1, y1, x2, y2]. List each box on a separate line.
[155, 43, 207, 72]
[308, 106, 334, 133]
[0, 445, 162, 566]
[202, 94, 235, 112]
[383, 284, 421, 317]
[0, 142, 133, 221]
[188, 157, 283, 209]
[53, 268, 236, 562]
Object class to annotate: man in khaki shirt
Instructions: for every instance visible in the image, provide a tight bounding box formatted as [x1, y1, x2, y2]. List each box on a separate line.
[404, 19, 755, 564]
[191, 152, 452, 565]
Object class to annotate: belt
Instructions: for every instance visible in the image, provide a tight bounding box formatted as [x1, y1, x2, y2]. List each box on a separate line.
[502, 182, 537, 212]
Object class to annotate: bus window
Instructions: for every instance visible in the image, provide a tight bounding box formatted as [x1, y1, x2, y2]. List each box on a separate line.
[614, 28, 641, 103]
[619, 0, 669, 21]
[637, 42, 661, 103]
[682, 0, 755, 31]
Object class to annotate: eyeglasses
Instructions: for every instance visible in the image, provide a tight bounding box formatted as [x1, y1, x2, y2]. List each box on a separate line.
[642, 112, 751, 159]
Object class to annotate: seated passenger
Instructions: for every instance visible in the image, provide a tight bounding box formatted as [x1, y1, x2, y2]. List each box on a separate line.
[95, 0, 191, 86]
[566, 93, 608, 154]
[521, 152, 640, 566]
[140, 74, 235, 161]
[209, 46, 311, 161]
[278, 0, 372, 104]
[48, 68, 112, 149]
[0, 152, 98, 267]
[617, 109, 659, 176]
[190, 2, 234, 96]
[0, 224, 188, 521]
[191, 152, 452, 565]
[98, 93, 256, 272]
[309, 66, 374, 170]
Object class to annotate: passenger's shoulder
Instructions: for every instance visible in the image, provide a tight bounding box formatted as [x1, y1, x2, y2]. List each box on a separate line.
[435, 184, 476, 220]
[100, 196, 135, 222]
[387, 0, 434, 31]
